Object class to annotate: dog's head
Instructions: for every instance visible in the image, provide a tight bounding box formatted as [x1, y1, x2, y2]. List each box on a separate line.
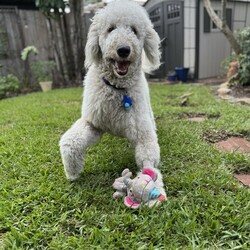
[85, 0, 161, 78]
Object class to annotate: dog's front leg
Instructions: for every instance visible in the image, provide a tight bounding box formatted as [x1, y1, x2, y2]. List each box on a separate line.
[134, 135, 167, 206]
[59, 118, 102, 181]
[135, 137, 161, 171]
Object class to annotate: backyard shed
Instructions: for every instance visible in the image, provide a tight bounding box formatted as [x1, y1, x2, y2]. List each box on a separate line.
[144, 0, 250, 80]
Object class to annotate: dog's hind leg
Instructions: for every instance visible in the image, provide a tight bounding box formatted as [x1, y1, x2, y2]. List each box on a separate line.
[59, 118, 102, 181]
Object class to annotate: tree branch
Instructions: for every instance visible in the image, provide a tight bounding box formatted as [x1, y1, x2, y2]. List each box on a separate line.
[203, 0, 242, 55]
[221, 0, 227, 30]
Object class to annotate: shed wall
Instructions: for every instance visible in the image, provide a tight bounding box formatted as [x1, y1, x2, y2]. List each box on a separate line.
[199, 0, 250, 79]
[199, 1, 231, 79]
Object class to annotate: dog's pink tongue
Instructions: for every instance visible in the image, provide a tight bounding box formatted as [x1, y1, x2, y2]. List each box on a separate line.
[115, 61, 130, 75]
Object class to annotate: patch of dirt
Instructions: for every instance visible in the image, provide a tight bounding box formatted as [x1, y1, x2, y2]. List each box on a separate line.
[180, 112, 220, 119]
[195, 77, 226, 85]
[187, 117, 206, 122]
[237, 130, 250, 140]
[230, 85, 250, 98]
[217, 83, 250, 105]
[180, 112, 206, 118]
[234, 174, 250, 187]
[179, 112, 220, 122]
[202, 130, 230, 143]
[179, 112, 207, 122]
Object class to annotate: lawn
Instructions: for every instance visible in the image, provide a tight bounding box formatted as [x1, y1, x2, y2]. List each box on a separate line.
[0, 84, 250, 249]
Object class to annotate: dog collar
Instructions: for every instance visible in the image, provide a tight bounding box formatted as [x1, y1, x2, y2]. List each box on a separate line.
[102, 77, 126, 91]
[102, 77, 132, 111]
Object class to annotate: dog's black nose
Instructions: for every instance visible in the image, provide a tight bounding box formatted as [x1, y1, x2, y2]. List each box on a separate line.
[117, 46, 131, 58]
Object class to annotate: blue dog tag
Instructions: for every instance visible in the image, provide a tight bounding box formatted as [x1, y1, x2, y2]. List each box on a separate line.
[123, 95, 132, 111]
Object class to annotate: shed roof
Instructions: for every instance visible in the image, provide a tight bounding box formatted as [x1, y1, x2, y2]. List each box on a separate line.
[144, 0, 250, 6]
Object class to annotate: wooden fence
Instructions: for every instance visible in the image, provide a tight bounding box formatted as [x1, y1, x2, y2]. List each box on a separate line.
[0, 5, 88, 87]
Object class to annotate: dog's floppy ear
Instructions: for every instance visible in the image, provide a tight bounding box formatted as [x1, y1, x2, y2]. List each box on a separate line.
[143, 24, 161, 72]
[85, 19, 102, 68]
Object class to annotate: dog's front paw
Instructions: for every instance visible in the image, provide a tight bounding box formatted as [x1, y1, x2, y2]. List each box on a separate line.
[61, 152, 84, 181]
[66, 172, 81, 181]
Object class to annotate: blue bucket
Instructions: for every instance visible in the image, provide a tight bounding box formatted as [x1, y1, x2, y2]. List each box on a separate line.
[167, 75, 177, 82]
[175, 67, 189, 82]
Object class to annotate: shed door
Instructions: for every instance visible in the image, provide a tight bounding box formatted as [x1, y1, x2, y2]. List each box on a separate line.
[164, 1, 183, 73]
[148, 1, 184, 78]
[148, 2, 165, 78]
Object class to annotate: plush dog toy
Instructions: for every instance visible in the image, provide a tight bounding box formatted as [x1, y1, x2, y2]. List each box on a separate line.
[112, 168, 166, 208]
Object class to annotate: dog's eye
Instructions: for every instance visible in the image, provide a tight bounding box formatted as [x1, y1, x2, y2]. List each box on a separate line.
[131, 27, 137, 35]
[107, 26, 115, 33]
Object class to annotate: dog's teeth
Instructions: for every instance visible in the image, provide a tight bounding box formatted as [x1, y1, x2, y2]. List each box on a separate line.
[114, 61, 130, 75]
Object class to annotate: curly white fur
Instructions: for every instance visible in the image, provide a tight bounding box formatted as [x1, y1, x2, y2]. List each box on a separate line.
[59, 0, 166, 200]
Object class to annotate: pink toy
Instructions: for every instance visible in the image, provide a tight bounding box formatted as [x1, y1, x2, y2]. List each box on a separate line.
[112, 168, 166, 208]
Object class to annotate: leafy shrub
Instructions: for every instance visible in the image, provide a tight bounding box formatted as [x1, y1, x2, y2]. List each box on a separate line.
[0, 74, 20, 99]
[229, 27, 250, 86]
[31, 60, 56, 82]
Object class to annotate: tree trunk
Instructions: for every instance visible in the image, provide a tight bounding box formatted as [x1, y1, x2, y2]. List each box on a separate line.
[203, 0, 242, 55]
[70, 0, 85, 85]
[43, 1, 85, 87]
[46, 18, 66, 87]
[36, 0, 86, 87]
[61, 14, 76, 83]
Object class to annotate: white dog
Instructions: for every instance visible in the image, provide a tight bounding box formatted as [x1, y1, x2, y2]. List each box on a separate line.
[59, 0, 166, 203]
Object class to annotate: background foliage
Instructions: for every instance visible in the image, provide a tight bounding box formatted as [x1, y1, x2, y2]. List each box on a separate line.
[230, 26, 250, 86]
[0, 74, 20, 99]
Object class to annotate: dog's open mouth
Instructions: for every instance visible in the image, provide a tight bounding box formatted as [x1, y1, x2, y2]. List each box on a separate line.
[111, 60, 130, 76]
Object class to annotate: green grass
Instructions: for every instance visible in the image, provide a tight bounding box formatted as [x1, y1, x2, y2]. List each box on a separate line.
[0, 84, 250, 249]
